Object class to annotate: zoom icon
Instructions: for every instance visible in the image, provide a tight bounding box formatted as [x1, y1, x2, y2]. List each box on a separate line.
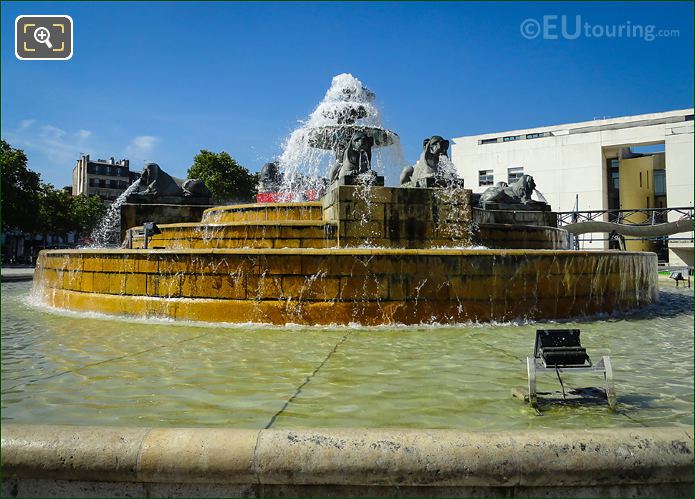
[16, 15, 73, 60]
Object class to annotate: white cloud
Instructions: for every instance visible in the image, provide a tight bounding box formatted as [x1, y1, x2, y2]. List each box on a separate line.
[19, 119, 35, 130]
[125, 135, 159, 160]
[4, 121, 94, 165]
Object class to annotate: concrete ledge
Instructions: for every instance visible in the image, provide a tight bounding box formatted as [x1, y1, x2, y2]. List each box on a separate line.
[2, 425, 692, 497]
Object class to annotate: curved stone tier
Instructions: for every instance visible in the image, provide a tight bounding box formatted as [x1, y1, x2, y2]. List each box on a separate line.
[33, 248, 657, 326]
[129, 221, 337, 249]
[202, 202, 324, 223]
[476, 224, 568, 250]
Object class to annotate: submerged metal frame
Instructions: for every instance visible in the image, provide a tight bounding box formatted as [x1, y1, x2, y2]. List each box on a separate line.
[526, 355, 616, 411]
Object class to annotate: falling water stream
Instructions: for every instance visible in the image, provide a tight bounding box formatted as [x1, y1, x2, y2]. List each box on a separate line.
[87, 178, 141, 248]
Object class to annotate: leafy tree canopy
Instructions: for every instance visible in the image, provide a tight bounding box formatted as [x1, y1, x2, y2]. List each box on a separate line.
[2, 140, 106, 240]
[1, 140, 42, 233]
[187, 150, 258, 203]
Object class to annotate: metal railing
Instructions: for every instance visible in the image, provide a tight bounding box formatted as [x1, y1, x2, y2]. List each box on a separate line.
[556, 206, 693, 227]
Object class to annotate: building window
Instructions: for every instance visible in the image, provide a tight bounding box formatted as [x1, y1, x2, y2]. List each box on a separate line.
[502, 135, 521, 142]
[89, 178, 97, 187]
[653, 169, 666, 196]
[480, 137, 498, 145]
[526, 132, 544, 139]
[479, 170, 494, 186]
[609, 159, 620, 189]
[508, 166, 524, 184]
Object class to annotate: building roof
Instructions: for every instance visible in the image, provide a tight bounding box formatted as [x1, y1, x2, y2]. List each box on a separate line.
[452, 108, 694, 142]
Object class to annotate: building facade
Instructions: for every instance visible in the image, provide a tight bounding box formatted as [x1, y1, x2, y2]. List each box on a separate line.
[72, 155, 139, 203]
[451, 109, 694, 266]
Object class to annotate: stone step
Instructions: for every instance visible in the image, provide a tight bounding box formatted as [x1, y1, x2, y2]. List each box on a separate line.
[128, 221, 338, 250]
[201, 202, 325, 223]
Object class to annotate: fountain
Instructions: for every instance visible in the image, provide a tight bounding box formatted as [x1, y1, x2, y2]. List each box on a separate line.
[31, 74, 658, 325]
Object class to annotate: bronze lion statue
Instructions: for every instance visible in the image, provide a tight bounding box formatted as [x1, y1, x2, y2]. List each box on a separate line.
[329, 131, 375, 183]
[479, 174, 540, 206]
[400, 136, 452, 187]
[127, 163, 211, 204]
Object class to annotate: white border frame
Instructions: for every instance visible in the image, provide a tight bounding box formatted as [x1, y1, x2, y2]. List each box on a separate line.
[15, 15, 74, 61]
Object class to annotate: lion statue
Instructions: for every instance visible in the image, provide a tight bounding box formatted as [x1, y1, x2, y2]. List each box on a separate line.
[329, 131, 375, 183]
[400, 135, 453, 187]
[258, 161, 282, 193]
[127, 163, 211, 204]
[478, 174, 543, 207]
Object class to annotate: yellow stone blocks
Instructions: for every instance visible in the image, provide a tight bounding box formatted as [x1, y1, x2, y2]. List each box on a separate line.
[33, 240, 658, 325]
[281, 275, 340, 301]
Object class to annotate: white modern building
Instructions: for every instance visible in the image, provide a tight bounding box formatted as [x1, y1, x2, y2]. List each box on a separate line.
[451, 109, 694, 266]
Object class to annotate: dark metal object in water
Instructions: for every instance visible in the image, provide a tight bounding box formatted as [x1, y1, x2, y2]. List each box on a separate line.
[525, 329, 616, 412]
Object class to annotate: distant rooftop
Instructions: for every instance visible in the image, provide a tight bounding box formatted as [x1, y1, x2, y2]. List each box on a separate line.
[453, 108, 694, 144]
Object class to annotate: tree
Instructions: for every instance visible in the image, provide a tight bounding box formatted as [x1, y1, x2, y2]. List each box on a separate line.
[187, 150, 258, 203]
[37, 184, 74, 241]
[70, 193, 106, 239]
[1, 140, 42, 233]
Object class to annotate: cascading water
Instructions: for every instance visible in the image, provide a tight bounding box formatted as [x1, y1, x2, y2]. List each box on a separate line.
[432, 155, 474, 243]
[87, 178, 141, 248]
[277, 73, 407, 199]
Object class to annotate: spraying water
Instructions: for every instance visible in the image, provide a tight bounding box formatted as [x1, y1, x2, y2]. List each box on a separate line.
[277, 73, 407, 198]
[86, 178, 141, 248]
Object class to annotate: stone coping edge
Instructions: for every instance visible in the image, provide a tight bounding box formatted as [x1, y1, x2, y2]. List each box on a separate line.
[2, 425, 692, 488]
[37, 248, 656, 257]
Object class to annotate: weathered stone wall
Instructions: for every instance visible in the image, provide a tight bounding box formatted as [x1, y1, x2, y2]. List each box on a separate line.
[477, 224, 569, 249]
[33, 248, 658, 325]
[2, 425, 692, 498]
[323, 186, 473, 248]
[473, 207, 558, 227]
[120, 203, 213, 243]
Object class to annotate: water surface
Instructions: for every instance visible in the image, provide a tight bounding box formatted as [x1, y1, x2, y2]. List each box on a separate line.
[2, 281, 692, 430]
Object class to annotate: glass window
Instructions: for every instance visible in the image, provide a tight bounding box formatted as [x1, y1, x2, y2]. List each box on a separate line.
[526, 132, 544, 139]
[508, 166, 524, 183]
[478, 170, 494, 186]
[653, 169, 666, 196]
[480, 138, 498, 145]
[502, 135, 521, 142]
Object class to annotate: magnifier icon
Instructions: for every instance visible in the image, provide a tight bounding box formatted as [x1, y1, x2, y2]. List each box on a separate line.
[34, 27, 53, 49]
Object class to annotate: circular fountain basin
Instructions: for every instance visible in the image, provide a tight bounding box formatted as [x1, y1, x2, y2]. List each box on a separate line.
[33, 248, 657, 325]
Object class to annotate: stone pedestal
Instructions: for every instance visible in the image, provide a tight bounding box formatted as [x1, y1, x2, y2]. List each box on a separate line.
[322, 185, 472, 248]
[335, 175, 385, 187]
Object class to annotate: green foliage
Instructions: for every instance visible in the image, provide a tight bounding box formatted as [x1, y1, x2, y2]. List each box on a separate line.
[187, 150, 257, 203]
[70, 194, 106, 238]
[1, 140, 42, 233]
[1, 140, 106, 241]
[37, 184, 74, 238]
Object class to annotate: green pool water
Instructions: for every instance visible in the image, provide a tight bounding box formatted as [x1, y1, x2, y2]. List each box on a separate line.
[2, 281, 692, 430]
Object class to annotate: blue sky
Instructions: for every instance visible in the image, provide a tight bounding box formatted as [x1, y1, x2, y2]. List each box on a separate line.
[2, 1, 693, 188]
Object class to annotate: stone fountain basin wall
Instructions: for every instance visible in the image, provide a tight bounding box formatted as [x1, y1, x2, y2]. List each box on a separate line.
[2, 425, 692, 498]
[128, 221, 338, 250]
[33, 248, 657, 325]
[476, 223, 569, 250]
